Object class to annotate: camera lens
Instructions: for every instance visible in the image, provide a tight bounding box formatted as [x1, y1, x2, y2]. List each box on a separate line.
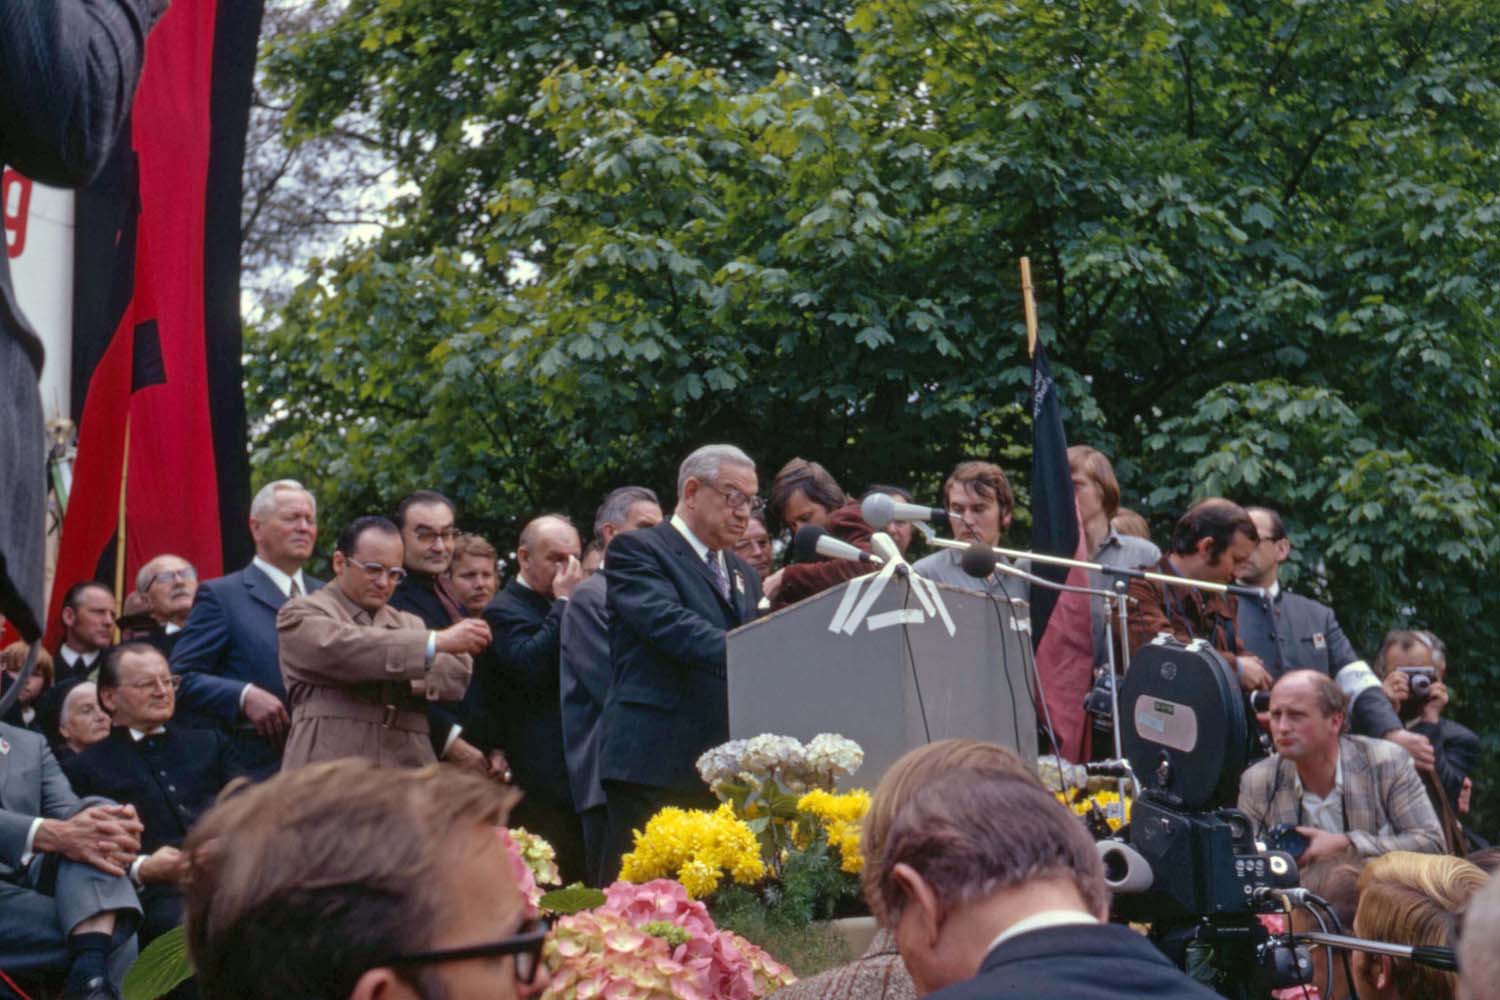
[1410, 673, 1432, 698]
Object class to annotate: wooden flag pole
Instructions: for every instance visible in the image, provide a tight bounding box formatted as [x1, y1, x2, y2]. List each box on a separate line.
[112, 414, 130, 644]
[1020, 257, 1039, 358]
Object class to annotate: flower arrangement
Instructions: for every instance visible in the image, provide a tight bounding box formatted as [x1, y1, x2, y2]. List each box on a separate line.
[542, 880, 796, 1000]
[618, 804, 768, 898]
[500, 826, 562, 911]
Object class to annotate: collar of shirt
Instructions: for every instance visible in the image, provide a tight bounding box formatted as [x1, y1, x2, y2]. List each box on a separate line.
[129, 725, 168, 741]
[1268, 581, 1282, 601]
[60, 645, 98, 669]
[987, 909, 1100, 955]
[1293, 753, 1345, 831]
[671, 513, 719, 566]
[164, 622, 182, 635]
[253, 556, 307, 599]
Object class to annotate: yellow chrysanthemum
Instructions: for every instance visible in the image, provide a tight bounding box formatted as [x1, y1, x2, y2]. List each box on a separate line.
[618, 803, 766, 898]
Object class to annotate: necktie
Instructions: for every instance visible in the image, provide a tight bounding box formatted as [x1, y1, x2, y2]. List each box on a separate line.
[706, 551, 730, 601]
[289, 578, 302, 598]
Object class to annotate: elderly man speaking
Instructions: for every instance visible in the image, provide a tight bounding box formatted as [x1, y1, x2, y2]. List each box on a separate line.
[277, 516, 489, 769]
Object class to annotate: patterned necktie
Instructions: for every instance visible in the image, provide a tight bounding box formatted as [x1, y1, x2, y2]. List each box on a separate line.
[289, 578, 302, 598]
[706, 551, 730, 601]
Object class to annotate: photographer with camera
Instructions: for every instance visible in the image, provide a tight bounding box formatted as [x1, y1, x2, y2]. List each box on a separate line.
[1238, 671, 1444, 863]
[1375, 630, 1480, 837]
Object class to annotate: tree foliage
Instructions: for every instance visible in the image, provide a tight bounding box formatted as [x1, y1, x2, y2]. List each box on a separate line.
[249, 0, 1500, 825]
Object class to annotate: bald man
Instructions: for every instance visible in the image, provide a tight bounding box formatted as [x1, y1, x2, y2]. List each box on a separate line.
[482, 514, 585, 881]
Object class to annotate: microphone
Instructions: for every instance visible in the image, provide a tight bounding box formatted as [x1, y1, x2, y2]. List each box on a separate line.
[959, 544, 998, 580]
[792, 525, 882, 566]
[860, 493, 950, 532]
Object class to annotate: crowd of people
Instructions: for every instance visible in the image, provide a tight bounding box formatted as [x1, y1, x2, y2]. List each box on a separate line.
[0, 442, 1490, 1000]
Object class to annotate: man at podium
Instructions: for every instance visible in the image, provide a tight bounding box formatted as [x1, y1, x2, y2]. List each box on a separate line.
[597, 444, 764, 879]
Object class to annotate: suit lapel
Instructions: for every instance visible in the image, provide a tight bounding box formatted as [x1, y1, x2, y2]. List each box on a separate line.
[243, 564, 288, 613]
[659, 523, 736, 616]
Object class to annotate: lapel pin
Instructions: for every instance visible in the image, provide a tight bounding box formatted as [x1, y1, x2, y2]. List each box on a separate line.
[0, 737, 10, 756]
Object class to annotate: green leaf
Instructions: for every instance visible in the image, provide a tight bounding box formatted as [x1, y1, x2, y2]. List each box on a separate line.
[540, 885, 608, 915]
[123, 925, 193, 1000]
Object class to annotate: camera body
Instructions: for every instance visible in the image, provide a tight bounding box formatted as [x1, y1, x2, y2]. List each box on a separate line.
[1398, 665, 1437, 701]
[1263, 823, 1308, 860]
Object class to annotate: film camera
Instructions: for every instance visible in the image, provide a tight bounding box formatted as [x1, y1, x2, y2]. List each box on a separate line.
[1094, 637, 1311, 999]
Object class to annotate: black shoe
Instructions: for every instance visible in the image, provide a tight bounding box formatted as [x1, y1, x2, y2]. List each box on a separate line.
[63, 976, 121, 1000]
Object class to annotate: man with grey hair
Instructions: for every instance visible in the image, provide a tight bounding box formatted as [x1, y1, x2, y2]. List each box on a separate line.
[598, 445, 763, 879]
[172, 480, 324, 778]
[560, 486, 663, 885]
[1460, 873, 1500, 1000]
[134, 553, 198, 658]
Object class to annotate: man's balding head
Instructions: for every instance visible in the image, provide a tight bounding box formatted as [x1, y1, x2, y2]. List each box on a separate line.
[517, 515, 581, 596]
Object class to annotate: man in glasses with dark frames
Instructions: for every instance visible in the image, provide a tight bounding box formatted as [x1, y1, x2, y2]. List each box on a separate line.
[388, 490, 505, 783]
[277, 516, 488, 771]
[65, 643, 248, 953]
[182, 759, 550, 1000]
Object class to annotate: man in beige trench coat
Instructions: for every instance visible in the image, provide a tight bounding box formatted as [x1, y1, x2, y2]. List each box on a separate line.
[277, 516, 492, 770]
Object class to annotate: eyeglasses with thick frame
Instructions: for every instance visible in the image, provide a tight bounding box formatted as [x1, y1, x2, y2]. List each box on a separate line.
[705, 482, 766, 515]
[413, 527, 461, 545]
[148, 567, 198, 589]
[385, 918, 549, 985]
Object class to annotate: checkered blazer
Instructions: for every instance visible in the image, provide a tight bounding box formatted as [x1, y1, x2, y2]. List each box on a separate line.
[1237, 734, 1445, 856]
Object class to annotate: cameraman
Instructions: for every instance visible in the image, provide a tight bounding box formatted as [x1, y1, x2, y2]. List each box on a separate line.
[1375, 630, 1479, 823]
[1238, 671, 1444, 862]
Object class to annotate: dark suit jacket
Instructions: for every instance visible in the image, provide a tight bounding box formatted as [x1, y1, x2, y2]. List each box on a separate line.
[170, 564, 323, 775]
[388, 572, 466, 757]
[560, 573, 610, 812]
[63, 724, 246, 852]
[600, 521, 761, 794]
[0, 0, 166, 640]
[928, 923, 1219, 1000]
[484, 580, 572, 807]
[1238, 587, 1402, 738]
[1410, 715, 1480, 811]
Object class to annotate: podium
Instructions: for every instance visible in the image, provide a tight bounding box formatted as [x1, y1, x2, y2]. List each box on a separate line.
[727, 572, 1038, 788]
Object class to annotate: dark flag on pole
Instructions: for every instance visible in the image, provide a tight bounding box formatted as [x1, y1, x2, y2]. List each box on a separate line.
[43, 0, 261, 650]
[1029, 339, 1095, 761]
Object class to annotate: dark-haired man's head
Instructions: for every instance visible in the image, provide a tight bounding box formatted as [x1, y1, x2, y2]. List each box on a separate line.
[942, 462, 1014, 548]
[98, 642, 177, 731]
[395, 490, 458, 578]
[770, 458, 847, 532]
[333, 517, 406, 614]
[863, 484, 916, 554]
[733, 513, 774, 580]
[873, 769, 1107, 995]
[61, 581, 116, 653]
[1167, 498, 1258, 584]
[1236, 506, 1289, 588]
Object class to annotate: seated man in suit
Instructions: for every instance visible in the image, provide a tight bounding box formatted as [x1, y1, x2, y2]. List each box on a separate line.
[65, 644, 245, 946]
[278, 516, 485, 770]
[133, 554, 198, 659]
[485, 513, 586, 881]
[1238, 671, 1444, 862]
[171, 479, 322, 779]
[872, 769, 1217, 1000]
[599, 444, 763, 880]
[560, 486, 663, 885]
[0, 719, 144, 999]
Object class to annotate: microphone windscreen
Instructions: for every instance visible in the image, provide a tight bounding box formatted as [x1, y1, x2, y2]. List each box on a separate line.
[792, 524, 829, 563]
[860, 493, 895, 530]
[960, 544, 998, 580]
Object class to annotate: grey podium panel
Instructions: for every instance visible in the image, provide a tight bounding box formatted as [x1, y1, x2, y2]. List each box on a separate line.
[727, 575, 1037, 789]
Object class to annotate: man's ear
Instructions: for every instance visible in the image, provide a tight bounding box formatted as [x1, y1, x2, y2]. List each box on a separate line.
[891, 862, 944, 947]
[1373, 953, 1394, 991]
[349, 967, 416, 1000]
[331, 550, 347, 575]
[1273, 537, 1291, 563]
[98, 686, 118, 716]
[681, 477, 701, 508]
[61, 606, 76, 629]
[1194, 536, 1216, 560]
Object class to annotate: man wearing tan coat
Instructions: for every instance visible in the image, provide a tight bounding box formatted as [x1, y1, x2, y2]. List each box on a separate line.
[278, 516, 491, 770]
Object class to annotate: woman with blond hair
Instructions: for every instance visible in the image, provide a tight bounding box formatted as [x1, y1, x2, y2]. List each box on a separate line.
[1350, 851, 1488, 1000]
